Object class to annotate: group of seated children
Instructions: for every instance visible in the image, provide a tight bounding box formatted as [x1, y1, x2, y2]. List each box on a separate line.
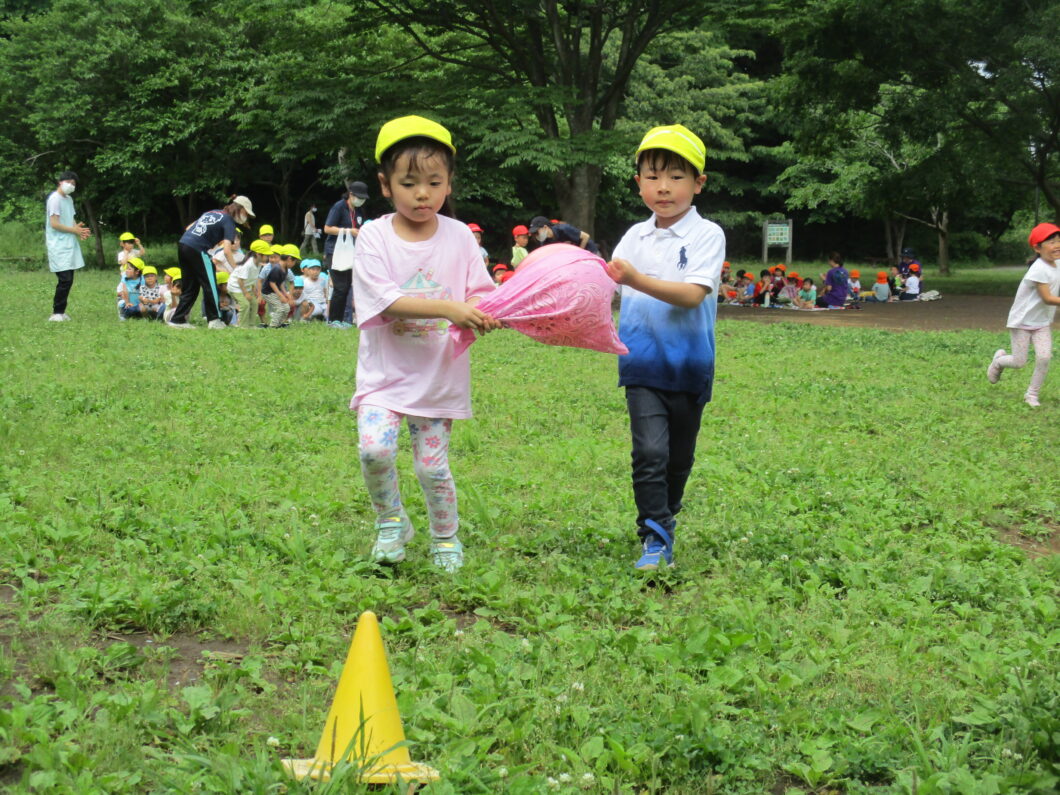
[719, 253, 925, 309]
[114, 228, 332, 328]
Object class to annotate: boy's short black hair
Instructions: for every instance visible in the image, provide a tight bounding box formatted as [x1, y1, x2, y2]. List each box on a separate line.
[760, 269, 771, 278]
[636, 148, 701, 177]
[57, 170, 78, 182]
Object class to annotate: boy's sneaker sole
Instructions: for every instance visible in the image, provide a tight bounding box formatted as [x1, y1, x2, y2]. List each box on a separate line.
[430, 537, 464, 572]
[372, 515, 414, 563]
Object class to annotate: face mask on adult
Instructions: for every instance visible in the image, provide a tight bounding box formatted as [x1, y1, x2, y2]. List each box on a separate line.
[60, 181, 76, 195]
[353, 197, 366, 208]
[537, 227, 549, 242]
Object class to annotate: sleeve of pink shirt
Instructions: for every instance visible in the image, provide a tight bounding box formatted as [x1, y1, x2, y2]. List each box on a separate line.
[352, 220, 403, 330]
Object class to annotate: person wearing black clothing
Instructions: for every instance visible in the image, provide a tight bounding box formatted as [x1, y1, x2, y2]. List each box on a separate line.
[170, 195, 255, 329]
[528, 215, 601, 256]
[323, 181, 369, 327]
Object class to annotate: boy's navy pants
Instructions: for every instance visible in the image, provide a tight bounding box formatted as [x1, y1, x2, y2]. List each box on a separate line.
[625, 385, 704, 541]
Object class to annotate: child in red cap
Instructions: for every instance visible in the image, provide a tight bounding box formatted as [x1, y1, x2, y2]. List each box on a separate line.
[511, 225, 530, 268]
[986, 222, 1060, 407]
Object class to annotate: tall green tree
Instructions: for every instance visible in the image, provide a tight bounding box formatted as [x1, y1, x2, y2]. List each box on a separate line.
[782, 0, 1060, 222]
[363, 0, 727, 234]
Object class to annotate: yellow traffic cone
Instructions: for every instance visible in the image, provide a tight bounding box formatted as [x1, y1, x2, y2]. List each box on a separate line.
[282, 611, 439, 785]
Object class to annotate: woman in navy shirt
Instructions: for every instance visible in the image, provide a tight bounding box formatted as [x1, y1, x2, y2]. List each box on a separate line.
[169, 195, 255, 328]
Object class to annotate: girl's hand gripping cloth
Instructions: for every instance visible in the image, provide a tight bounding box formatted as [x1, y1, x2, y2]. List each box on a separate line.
[450, 243, 628, 357]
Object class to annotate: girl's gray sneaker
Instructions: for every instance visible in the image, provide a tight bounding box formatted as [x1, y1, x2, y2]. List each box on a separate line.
[430, 537, 464, 572]
[372, 515, 414, 563]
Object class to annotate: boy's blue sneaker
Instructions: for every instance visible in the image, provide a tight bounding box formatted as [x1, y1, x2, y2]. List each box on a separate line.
[634, 520, 674, 570]
[372, 514, 414, 564]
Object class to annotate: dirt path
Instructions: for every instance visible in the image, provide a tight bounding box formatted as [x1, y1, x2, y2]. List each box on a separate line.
[718, 295, 1059, 332]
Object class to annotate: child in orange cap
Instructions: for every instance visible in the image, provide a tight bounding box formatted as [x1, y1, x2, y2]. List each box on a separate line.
[511, 224, 530, 267]
[864, 271, 892, 302]
[987, 222, 1060, 407]
[899, 262, 921, 300]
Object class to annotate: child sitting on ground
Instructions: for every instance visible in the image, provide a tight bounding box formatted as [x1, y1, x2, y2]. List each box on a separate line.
[298, 258, 330, 321]
[262, 249, 295, 327]
[216, 272, 236, 325]
[900, 263, 921, 300]
[776, 271, 800, 304]
[753, 269, 773, 305]
[164, 279, 182, 323]
[138, 266, 166, 320]
[866, 271, 892, 302]
[230, 240, 266, 328]
[796, 277, 817, 309]
[118, 258, 145, 320]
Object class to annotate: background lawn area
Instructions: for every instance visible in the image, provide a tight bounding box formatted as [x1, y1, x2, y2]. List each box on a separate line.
[0, 270, 1057, 794]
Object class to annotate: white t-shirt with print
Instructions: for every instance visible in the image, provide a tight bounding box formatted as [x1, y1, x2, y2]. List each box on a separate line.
[1007, 258, 1060, 329]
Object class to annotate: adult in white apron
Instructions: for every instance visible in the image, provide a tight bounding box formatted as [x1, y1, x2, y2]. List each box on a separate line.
[45, 170, 90, 322]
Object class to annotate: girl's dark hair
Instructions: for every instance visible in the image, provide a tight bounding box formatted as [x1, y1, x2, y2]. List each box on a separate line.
[829, 251, 843, 266]
[378, 136, 457, 218]
[760, 269, 771, 278]
[636, 149, 702, 178]
[803, 277, 814, 286]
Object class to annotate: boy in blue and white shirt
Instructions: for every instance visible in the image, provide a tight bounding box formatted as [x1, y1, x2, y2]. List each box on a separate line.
[606, 125, 724, 570]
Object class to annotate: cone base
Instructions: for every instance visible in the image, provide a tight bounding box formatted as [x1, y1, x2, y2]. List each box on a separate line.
[281, 757, 440, 784]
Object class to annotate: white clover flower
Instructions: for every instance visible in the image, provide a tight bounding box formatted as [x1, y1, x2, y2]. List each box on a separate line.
[581, 772, 595, 785]
[739, 536, 749, 543]
[521, 638, 531, 651]
[547, 776, 560, 789]
[556, 693, 568, 703]
[780, 554, 789, 561]
[675, 734, 685, 741]
[497, 767, 508, 778]
[266, 736, 280, 748]
[571, 681, 584, 692]
[454, 629, 464, 637]
[558, 772, 572, 784]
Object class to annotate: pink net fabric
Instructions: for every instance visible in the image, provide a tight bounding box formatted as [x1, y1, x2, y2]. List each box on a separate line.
[451, 243, 628, 357]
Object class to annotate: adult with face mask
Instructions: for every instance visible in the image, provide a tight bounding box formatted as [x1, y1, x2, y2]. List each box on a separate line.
[528, 216, 600, 256]
[45, 170, 91, 322]
[323, 181, 369, 327]
[169, 195, 255, 329]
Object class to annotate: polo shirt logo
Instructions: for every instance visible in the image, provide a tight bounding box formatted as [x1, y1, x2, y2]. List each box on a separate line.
[677, 246, 688, 270]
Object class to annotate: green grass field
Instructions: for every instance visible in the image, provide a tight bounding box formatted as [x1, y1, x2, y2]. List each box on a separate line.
[1, 270, 1057, 794]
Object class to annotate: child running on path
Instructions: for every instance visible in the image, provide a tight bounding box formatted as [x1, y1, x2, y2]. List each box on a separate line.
[987, 222, 1060, 407]
[351, 115, 499, 572]
[605, 124, 724, 570]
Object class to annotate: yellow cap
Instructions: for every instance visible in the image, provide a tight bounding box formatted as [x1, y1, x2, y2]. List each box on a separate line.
[126, 257, 144, 270]
[635, 124, 706, 173]
[164, 267, 181, 280]
[119, 232, 136, 242]
[250, 239, 271, 255]
[215, 271, 230, 284]
[140, 265, 158, 276]
[259, 224, 274, 236]
[375, 115, 455, 163]
[281, 244, 302, 260]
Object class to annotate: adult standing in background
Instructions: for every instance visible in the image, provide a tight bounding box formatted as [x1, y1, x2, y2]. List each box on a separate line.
[45, 170, 90, 322]
[528, 215, 601, 256]
[323, 181, 368, 328]
[168, 195, 255, 329]
[300, 204, 319, 255]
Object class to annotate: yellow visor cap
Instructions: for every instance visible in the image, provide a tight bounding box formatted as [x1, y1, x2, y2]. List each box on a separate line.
[164, 268, 181, 280]
[140, 265, 158, 276]
[375, 115, 455, 163]
[126, 257, 144, 270]
[635, 124, 706, 173]
[215, 271, 229, 284]
[281, 244, 302, 259]
[259, 224, 274, 236]
[249, 239, 271, 255]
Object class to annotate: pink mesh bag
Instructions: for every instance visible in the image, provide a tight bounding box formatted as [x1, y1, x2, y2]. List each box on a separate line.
[450, 243, 628, 357]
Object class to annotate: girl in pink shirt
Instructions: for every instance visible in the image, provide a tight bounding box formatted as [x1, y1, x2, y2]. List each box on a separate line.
[351, 116, 499, 572]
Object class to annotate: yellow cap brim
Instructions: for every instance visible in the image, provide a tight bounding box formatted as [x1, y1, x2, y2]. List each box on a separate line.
[375, 115, 455, 163]
[635, 125, 706, 173]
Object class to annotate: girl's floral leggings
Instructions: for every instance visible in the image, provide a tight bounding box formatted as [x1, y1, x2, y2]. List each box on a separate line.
[997, 326, 1052, 398]
[356, 405, 457, 539]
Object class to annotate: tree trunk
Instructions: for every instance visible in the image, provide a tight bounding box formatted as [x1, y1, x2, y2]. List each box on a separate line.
[935, 209, 950, 276]
[552, 162, 602, 238]
[80, 197, 106, 269]
[884, 218, 894, 264]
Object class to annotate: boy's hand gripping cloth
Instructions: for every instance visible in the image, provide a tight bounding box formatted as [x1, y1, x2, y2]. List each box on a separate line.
[450, 243, 628, 357]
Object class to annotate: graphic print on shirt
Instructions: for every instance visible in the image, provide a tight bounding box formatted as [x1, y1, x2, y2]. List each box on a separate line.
[678, 246, 688, 270]
[192, 211, 224, 238]
[391, 269, 453, 338]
